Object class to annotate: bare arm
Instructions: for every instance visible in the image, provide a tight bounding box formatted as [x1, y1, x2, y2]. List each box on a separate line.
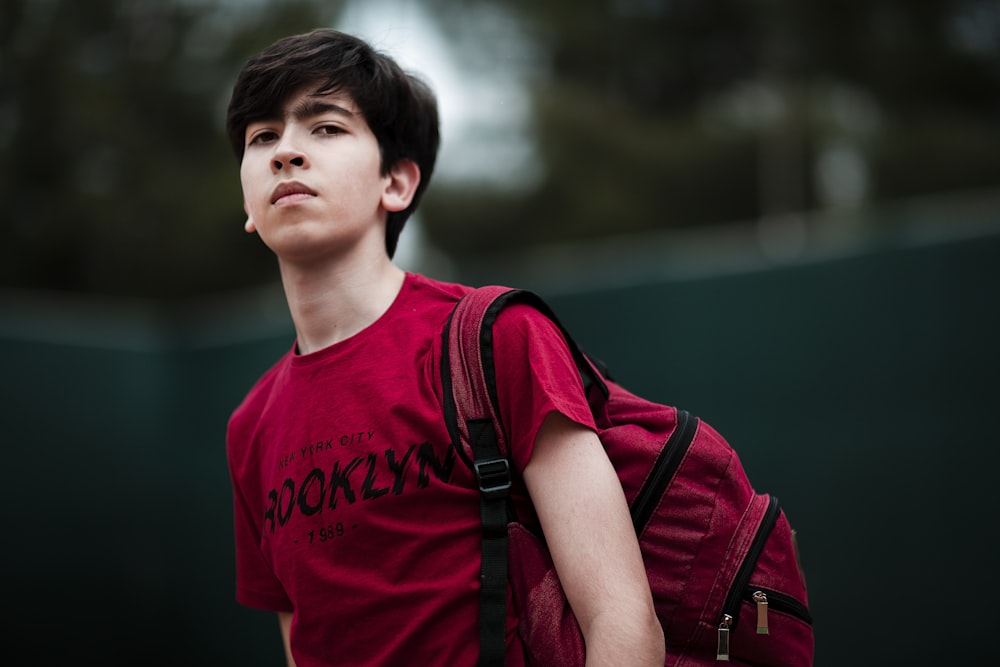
[278, 611, 297, 667]
[523, 412, 665, 666]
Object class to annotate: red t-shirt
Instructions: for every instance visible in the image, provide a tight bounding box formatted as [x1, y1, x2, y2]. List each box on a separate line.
[226, 273, 595, 666]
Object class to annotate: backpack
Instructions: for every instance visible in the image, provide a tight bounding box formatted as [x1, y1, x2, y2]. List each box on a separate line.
[441, 286, 814, 667]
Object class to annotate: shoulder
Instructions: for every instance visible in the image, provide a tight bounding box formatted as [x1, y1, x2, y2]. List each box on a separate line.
[492, 300, 567, 349]
[404, 271, 472, 303]
[488, 297, 581, 390]
[386, 272, 475, 343]
[226, 347, 294, 435]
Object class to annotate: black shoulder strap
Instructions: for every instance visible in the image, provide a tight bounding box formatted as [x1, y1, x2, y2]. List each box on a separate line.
[440, 286, 608, 667]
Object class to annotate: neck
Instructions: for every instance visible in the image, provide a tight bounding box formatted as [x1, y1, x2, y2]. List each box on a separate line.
[278, 254, 406, 355]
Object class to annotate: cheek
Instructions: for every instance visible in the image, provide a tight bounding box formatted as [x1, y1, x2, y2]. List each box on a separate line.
[240, 169, 262, 212]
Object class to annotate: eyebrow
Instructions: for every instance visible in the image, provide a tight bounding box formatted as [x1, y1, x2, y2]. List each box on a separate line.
[288, 97, 356, 123]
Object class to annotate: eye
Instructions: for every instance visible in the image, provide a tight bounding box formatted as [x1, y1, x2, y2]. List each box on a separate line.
[316, 124, 345, 137]
[248, 130, 278, 146]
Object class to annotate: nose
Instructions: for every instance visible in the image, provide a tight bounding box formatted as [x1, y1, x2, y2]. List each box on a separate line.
[271, 135, 308, 172]
[273, 156, 305, 171]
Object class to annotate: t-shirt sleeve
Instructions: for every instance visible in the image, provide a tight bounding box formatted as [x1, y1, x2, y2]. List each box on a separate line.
[226, 412, 294, 612]
[490, 303, 597, 473]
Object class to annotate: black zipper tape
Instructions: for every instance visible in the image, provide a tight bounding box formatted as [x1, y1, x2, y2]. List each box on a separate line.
[723, 496, 812, 630]
[722, 495, 781, 630]
[630, 409, 698, 533]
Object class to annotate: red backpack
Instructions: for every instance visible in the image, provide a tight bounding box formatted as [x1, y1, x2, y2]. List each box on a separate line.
[441, 286, 814, 666]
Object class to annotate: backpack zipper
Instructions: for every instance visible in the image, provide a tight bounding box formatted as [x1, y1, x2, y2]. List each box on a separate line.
[716, 495, 813, 660]
[744, 587, 813, 634]
[721, 495, 781, 631]
[630, 409, 697, 533]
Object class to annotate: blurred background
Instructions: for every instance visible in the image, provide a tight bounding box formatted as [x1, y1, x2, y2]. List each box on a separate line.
[1, 0, 998, 664]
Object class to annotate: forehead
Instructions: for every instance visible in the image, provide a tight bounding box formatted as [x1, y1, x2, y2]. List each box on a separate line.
[255, 84, 362, 126]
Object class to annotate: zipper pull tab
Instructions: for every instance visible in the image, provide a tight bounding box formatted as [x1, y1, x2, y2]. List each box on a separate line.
[753, 590, 769, 635]
[717, 614, 732, 661]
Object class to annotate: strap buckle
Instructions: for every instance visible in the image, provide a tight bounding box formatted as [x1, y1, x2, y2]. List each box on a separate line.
[474, 458, 512, 500]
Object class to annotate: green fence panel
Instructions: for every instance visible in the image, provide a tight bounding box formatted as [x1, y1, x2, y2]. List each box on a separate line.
[2, 230, 996, 665]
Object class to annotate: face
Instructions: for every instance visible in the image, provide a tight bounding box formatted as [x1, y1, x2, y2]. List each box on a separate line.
[239, 86, 409, 263]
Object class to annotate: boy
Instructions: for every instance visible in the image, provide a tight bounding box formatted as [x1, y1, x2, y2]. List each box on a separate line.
[224, 28, 664, 666]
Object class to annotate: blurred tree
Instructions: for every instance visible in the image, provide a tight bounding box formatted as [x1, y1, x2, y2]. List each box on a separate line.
[1, 0, 998, 297]
[421, 0, 1000, 257]
[0, 0, 344, 299]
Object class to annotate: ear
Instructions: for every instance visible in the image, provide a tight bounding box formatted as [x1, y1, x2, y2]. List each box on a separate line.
[381, 159, 421, 213]
[243, 198, 256, 233]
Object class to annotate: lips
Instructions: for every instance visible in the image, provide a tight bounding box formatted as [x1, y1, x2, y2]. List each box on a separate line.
[271, 181, 317, 205]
